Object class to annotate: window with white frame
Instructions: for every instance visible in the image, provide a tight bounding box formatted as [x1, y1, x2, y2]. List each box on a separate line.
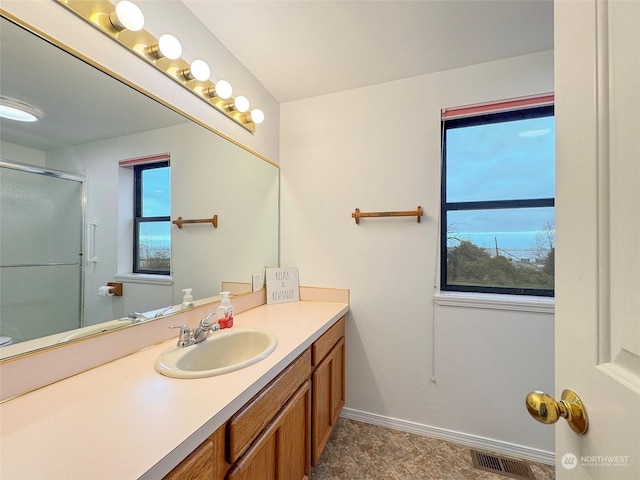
[441, 98, 555, 297]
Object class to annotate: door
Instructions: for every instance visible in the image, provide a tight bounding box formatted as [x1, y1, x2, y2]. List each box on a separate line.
[554, 0, 640, 478]
[0, 163, 84, 344]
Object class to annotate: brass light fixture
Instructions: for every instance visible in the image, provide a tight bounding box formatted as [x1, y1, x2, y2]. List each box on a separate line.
[56, 0, 264, 132]
[108, 0, 144, 32]
[181, 59, 210, 82]
[145, 34, 183, 60]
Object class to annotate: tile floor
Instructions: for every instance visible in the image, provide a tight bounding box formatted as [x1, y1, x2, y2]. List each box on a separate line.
[312, 418, 555, 480]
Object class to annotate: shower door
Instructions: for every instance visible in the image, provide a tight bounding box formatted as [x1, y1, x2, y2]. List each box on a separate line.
[0, 162, 84, 345]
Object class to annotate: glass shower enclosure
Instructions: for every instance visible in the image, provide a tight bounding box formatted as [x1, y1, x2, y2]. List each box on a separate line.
[0, 161, 85, 345]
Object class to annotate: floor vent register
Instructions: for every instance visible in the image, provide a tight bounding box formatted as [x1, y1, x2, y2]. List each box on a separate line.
[470, 450, 536, 480]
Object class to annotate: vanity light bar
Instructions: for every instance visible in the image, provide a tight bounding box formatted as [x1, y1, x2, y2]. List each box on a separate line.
[56, 0, 263, 133]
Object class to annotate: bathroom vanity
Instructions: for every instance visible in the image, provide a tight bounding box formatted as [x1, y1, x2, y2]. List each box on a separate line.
[0, 290, 348, 479]
[164, 316, 346, 479]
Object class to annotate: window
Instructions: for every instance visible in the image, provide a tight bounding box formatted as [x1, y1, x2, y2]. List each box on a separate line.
[134, 161, 170, 274]
[441, 104, 555, 296]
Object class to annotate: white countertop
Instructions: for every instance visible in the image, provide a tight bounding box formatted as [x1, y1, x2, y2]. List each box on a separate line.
[0, 301, 349, 480]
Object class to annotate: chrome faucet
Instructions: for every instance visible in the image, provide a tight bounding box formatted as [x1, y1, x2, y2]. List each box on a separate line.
[127, 312, 149, 323]
[170, 312, 219, 348]
[154, 306, 174, 318]
[193, 312, 219, 343]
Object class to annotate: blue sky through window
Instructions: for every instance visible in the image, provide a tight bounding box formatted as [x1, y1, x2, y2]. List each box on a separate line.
[140, 166, 170, 248]
[142, 167, 170, 217]
[446, 115, 555, 260]
[447, 116, 555, 202]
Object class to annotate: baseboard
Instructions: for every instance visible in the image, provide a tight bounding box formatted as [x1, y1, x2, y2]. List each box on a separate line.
[340, 407, 555, 466]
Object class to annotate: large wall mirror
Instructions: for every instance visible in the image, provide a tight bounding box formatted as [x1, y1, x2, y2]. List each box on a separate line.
[0, 15, 279, 360]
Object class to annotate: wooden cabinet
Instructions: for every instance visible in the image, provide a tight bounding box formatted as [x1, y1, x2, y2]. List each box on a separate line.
[163, 316, 346, 479]
[227, 350, 311, 463]
[163, 424, 227, 480]
[311, 317, 346, 466]
[163, 438, 213, 480]
[163, 350, 311, 480]
[227, 381, 311, 480]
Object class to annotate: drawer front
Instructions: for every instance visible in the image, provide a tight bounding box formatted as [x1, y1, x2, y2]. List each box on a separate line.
[227, 349, 311, 463]
[312, 316, 345, 367]
[227, 381, 311, 480]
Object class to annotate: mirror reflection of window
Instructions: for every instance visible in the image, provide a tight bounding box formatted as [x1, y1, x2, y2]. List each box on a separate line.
[134, 161, 171, 274]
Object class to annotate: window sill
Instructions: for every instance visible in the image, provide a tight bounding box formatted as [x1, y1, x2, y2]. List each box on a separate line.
[433, 291, 554, 314]
[113, 273, 173, 286]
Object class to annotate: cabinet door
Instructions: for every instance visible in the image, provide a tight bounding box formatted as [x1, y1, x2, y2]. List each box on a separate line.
[227, 350, 311, 463]
[277, 381, 311, 480]
[163, 438, 213, 480]
[163, 423, 227, 480]
[228, 434, 277, 480]
[228, 381, 311, 480]
[311, 337, 345, 466]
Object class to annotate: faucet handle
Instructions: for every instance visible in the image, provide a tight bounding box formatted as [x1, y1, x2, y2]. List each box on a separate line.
[170, 324, 193, 347]
[154, 306, 173, 318]
[200, 312, 217, 328]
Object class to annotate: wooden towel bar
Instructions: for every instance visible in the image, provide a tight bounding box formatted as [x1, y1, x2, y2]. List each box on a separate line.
[172, 215, 218, 229]
[352, 206, 423, 224]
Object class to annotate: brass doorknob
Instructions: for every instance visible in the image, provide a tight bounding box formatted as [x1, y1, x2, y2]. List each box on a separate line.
[525, 389, 589, 435]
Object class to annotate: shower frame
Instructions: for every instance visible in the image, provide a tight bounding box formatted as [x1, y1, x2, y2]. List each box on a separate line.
[0, 159, 87, 337]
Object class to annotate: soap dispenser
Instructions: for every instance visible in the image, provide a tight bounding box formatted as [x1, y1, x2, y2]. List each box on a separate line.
[181, 288, 194, 310]
[217, 291, 234, 329]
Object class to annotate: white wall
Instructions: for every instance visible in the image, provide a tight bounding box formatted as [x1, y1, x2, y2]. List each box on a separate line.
[280, 51, 555, 460]
[2, 0, 279, 162]
[1, 141, 46, 166]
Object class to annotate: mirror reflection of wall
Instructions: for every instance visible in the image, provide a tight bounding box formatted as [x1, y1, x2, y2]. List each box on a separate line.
[0, 16, 279, 357]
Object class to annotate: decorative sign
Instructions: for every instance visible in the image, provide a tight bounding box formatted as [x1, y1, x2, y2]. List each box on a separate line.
[266, 267, 300, 304]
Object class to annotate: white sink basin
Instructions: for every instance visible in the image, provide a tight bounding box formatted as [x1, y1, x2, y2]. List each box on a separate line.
[155, 328, 278, 379]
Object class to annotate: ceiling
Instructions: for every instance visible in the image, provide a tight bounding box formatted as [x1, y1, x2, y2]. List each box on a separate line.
[0, 17, 187, 152]
[183, 0, 554, 103]
[0, 2, 553, 152]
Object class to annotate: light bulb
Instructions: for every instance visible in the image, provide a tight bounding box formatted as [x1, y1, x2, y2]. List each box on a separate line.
[110, 1, 144, 32]
[158, 34, 182, 60]
[214, 80, 233, 99]
[0, 97, 42, 122]
[249, 109, 265, 125]
[234, 96, 250, 113]
[187, 59, 210, 81]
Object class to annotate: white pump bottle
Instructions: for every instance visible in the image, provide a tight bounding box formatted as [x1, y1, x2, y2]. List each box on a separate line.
[181, 288, 194, 310]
